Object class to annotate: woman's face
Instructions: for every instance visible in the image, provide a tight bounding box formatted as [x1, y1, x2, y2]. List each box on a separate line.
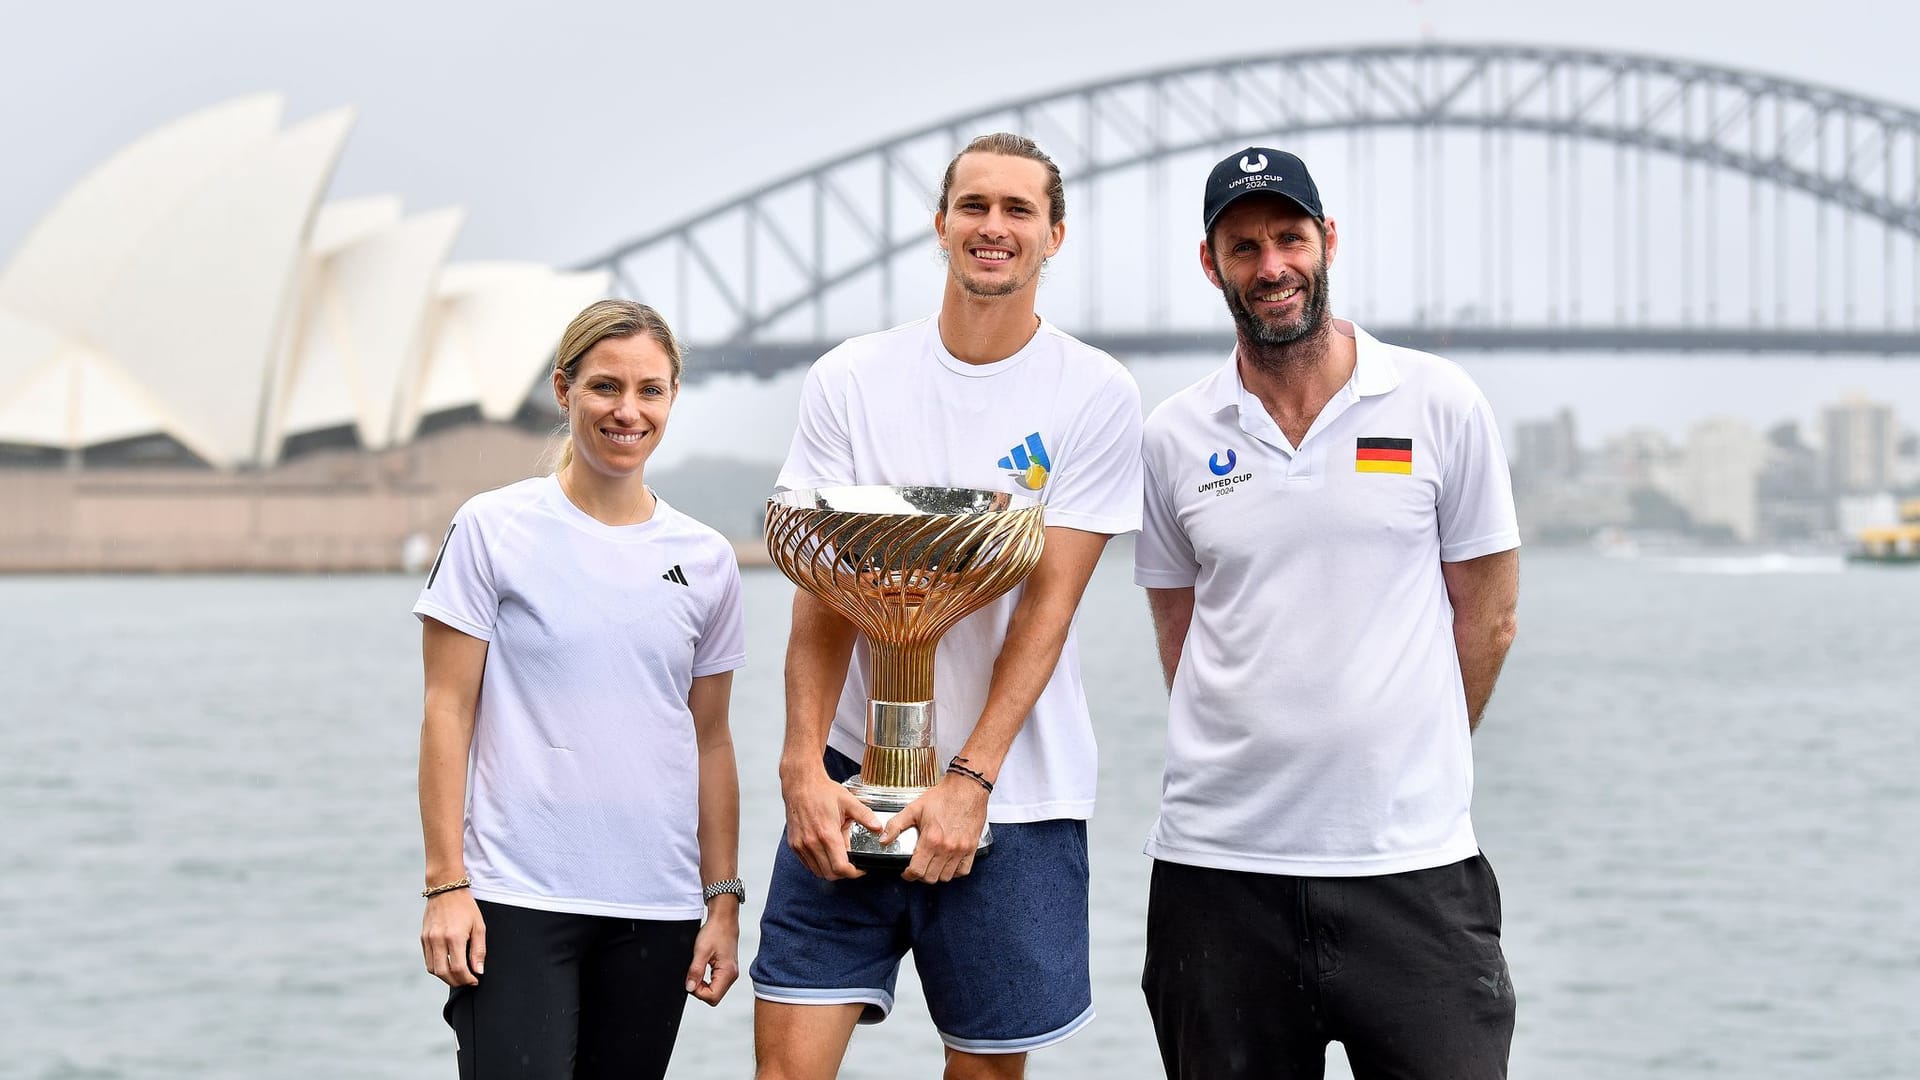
[553, 334, 677, 480]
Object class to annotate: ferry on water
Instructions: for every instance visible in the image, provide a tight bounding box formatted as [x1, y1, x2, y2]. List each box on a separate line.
[1850, 498, 1920, 564]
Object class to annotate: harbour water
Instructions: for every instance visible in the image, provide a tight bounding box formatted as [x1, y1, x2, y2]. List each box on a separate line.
[2, 549, 1916, 1078]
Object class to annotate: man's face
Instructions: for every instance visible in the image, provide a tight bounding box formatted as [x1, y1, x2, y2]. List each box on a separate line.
[935, 153, 1065, 299]
[1202, 196, 1336, 347]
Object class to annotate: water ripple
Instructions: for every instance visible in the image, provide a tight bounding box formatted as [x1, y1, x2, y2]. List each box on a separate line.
[2, 556, 1915, 1079]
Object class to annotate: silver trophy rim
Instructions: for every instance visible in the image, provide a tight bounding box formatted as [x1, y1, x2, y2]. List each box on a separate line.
[769, 484, 1041, 516]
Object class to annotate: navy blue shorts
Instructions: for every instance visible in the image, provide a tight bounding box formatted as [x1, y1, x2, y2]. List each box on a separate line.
[749, 749, 1094, 1054]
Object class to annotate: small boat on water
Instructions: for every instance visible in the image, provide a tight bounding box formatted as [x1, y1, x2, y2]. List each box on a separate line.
[1849, 499, 1920, 565]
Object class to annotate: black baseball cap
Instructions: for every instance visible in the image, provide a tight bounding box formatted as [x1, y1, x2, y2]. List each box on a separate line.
[1201, 147, 1323, 234]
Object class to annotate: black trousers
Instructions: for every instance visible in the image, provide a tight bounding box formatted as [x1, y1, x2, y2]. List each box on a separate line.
[1142, 855, 1515, 1080]
[444, 898, 700, 1080]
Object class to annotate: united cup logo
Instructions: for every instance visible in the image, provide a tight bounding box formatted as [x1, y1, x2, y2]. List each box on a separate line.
[1240, 153, 1269, 174]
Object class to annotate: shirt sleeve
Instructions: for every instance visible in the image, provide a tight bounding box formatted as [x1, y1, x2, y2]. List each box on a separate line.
[1437, 389, 1522, 563]
[1133, 434, 1201, 588]
[775, 354, 855, 491]
[692, 546, 747, 677]
[412, 499, 497, 640]
[1043, 367, 1144, 535]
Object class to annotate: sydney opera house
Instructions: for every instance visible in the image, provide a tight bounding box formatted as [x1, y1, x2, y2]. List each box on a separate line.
[0, 96, 609, 570]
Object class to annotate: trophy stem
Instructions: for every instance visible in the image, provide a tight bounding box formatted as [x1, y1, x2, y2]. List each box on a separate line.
[861, 641, 940, 789]
[868, 641, 935, 702]
[858, 743, 938, 790]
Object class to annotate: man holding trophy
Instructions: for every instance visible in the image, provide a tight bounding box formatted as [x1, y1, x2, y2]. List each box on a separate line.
[750, 133, 1143, 1078]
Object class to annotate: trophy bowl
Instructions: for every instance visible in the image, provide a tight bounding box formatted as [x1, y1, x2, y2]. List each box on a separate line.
[765, 485, 1047, 869]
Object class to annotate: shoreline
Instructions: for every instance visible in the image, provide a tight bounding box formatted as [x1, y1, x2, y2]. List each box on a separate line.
[1, 422, 771, 574]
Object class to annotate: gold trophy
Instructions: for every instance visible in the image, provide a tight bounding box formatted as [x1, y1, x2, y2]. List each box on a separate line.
[765, 485, 1046, 869]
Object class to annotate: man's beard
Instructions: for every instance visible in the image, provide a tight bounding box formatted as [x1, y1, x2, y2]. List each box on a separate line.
[945, 250, 1044, 298]
[958, 266, 1026, 297]
[1221, 255, 1331, 352]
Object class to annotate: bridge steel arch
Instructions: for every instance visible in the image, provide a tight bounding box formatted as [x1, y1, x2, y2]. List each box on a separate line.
[580, 44, 1920, 376]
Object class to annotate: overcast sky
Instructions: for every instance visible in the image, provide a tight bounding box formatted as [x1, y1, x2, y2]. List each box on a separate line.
[5, 0, 1918, 465]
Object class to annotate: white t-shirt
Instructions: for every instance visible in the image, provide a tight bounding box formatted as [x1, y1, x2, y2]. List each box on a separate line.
[413, 476, 746, 919]
[1135, 322, 1519, 877]
[778, 314, 1143, 823]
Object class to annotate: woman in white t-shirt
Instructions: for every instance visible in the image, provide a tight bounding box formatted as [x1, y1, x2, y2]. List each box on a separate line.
[412, 300, 747, 1079]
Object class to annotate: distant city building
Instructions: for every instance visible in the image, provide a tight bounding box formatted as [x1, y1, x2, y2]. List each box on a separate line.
[1679, 417, 1767, 542]
[1512, 407, 1581, 482]
[1892, 431, 1920, 492]
[1593, 427, 1682, 497]
[0, 95, 607, 470]
[1487, 398, 1910, 548]
[1820, 394, 1897, 495]
[1509, 407, 1610, 544]
[1756, 421, 1830, 540]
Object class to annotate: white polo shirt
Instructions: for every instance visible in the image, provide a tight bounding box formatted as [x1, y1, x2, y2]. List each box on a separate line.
[1134, 321, 1519, 877]
[779, 314, 1143, 823]
[414, 476, 747, 918]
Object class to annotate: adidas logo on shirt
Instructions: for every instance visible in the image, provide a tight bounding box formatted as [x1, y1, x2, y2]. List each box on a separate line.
[661, 564, 689, 586]
[997, 432, 1052, 491]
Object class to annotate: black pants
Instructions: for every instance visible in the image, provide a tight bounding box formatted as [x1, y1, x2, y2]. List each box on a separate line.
[444, 899, 700, 1080]
[1142, 855, 1515, 1080]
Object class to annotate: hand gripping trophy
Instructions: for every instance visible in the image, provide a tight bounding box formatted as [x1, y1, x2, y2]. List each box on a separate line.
[765, 485, 1046, 869]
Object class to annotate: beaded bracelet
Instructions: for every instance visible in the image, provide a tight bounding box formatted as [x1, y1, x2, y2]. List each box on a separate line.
[421, 876, 471, 899]
[945, 757, 994, 794]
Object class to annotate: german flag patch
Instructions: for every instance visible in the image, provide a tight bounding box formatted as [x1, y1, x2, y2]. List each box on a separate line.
[1355, 437, 1413, 474]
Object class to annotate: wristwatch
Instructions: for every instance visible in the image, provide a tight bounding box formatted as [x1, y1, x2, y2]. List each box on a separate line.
[703, 878, 747, 906]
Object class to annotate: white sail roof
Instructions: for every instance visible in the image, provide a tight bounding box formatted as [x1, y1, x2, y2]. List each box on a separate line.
[0, 95, 284, 336]
[308, 195, 405, 256]
[0, 305, 71, 405]
[402, 263, 609, 439]
[259, 196, 408, 461]
[0, 306, 174, 448]
[275, 207, 464, 452]
[0, 348, 173, 448]
[77, 108, 355, 467]
[0, 95, 599, 468]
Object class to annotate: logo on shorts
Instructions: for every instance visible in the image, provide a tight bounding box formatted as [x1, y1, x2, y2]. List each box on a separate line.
[1355, 437, 1414, 475]
[1239, 154, 1269, 174]
[998, 433, 1051, 491]
[1477, 968, 1510, 999]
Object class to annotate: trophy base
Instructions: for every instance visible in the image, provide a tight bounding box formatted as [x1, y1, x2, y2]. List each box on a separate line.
[845, 781, 993, 873]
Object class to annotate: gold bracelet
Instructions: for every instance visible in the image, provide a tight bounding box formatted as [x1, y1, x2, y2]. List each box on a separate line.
[421, 876, 471, 898]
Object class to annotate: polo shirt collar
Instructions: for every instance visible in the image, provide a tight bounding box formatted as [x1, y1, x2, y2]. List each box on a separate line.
[1205, 319, 1401, 416]
[1202, 359, 1243, 414]
[1348, 321, 1401, 397]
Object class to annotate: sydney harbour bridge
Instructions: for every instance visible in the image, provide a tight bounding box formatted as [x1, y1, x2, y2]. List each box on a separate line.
[578, 44, 1920, 379]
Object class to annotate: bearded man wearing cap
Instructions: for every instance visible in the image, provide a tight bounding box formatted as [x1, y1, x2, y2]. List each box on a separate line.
[1132, 147, 1522, 1078]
